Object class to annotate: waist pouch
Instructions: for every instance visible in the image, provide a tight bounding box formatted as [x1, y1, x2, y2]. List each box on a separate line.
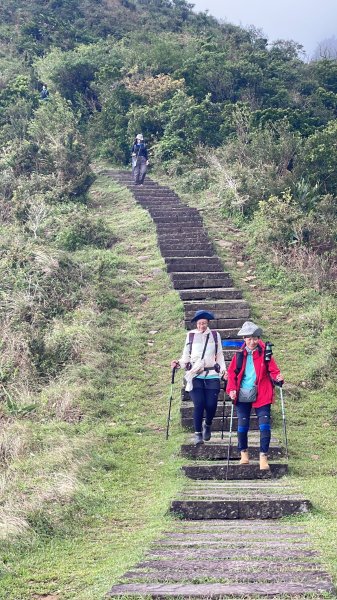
[238, 386, 257, 403]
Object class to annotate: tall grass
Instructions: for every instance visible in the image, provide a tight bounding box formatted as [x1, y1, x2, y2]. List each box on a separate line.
[0, 169, 185, 599]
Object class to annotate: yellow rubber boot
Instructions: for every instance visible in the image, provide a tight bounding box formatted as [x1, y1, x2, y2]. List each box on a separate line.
[259, 453, 270, 470]
[239, 450, 249, 465]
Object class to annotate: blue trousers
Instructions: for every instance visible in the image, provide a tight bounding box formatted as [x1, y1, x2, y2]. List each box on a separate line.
[236, 402, 271, 454]
[189, 378, 220, 433]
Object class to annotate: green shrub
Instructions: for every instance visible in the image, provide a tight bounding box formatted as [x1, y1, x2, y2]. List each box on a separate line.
[55, 215, 116, 251]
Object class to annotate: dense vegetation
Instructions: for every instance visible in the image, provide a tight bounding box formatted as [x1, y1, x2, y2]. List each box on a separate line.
[0, 0, 336, 597]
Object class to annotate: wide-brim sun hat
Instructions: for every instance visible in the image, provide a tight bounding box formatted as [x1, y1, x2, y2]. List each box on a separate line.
[191, 310, 215, 323]
[238, 321, 263, 337]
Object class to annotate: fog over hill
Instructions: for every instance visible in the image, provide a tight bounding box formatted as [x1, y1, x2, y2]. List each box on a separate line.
[191, 0, 337, 58]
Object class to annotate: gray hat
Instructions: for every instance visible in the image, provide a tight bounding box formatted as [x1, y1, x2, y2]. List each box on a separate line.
[238, 321, 263, 337]
[136, 133, 144, 140]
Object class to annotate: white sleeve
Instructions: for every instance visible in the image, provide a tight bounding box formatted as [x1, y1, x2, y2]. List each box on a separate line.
[178, 333, 191, 368]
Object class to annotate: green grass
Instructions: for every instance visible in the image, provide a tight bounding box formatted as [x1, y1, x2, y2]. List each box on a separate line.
[0, 168, 187, 599]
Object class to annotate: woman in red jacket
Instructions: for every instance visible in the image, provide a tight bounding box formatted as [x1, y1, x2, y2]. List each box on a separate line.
[226, 321, 283, 470]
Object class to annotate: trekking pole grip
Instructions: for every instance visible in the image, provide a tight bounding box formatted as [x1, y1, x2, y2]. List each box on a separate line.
[274, 380, 284, 388]
[171, 366, 177, 384]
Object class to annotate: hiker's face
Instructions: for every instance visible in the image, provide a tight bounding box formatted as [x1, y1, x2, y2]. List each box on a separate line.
[196, 319, 209, 333]
[244, 336, 259, 350]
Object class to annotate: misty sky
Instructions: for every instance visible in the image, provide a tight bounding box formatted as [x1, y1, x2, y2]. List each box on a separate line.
[191, 0, 337, 57]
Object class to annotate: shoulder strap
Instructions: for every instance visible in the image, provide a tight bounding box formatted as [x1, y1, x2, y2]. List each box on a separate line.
[211, 330, 218, 357]
[188, 332, 195, 357]
[201, 333, 210, 359]
[234, 351, 244, 375]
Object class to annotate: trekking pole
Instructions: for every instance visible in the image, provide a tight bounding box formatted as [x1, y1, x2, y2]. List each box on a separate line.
[166, 367, 176, 440]
[221, 377, 228, 440]
[221, 400, 226, 440]
[276, 382, 288, 460]
[225, 401, 235, 480]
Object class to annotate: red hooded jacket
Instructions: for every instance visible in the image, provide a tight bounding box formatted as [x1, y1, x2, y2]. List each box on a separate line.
[226, 341, 281, 408]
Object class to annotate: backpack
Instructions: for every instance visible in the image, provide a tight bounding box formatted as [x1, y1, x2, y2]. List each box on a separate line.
[234, 341, 274, 379]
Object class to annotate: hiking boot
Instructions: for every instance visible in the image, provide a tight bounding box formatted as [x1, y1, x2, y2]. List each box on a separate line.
[202, 422, 212, 441]
[239, 450, 249, 465]
[194, 432, 204, 445]
[259, 453, 270, 470]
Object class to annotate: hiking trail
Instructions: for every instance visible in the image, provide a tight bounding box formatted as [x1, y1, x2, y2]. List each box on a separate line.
[106, 171, 334, 599]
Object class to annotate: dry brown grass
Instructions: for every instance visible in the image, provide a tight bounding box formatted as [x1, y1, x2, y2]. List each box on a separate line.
[0, 422, 30, 465]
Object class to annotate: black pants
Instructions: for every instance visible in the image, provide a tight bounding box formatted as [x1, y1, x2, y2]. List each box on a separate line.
[189, 378, 220, 433]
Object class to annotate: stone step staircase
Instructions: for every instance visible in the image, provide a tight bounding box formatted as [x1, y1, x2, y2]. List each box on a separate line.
[106, 171, 334, 598]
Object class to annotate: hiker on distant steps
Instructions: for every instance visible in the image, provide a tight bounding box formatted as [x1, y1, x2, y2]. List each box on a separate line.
[131, 133, 149, 186]
[226, 321, 284, 471]
[40, 84, 49, 100]
[171, 310, 227, 446]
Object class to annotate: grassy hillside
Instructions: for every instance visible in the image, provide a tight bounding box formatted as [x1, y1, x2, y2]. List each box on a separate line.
[0, 0, 336, 595]
[0, 168, 186, 599]
[0, 163, 336, 598]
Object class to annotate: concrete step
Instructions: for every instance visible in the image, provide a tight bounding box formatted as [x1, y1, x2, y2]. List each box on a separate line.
[159, 237, 211, 247]
[156, 229, 210, 239]
[141, 202, 182, 209]
[166, 258, 223, 273]
[180, 438, 284, 460]
[156, 226, 207, 236]
[182, 416, 259, 431]
[158, 236, 212, 246]
[185, 317, 247, 329]
[170, 272, 234, 289]
[137, 192, 180, 198]
[167, 492, 315, 520]
[122, 569, 331, 586]
[171, 500, 312, 520]
[183, 299, 249, 313]
[182, 462, 288, 480]
[159, 244, 214, 254]
[162, 248, 215, 257]
[134, 190, 179, 196]
[153, 216, 203, 224]
[178, 287, 243, 300]
[171, 481, 312, 519]
[108, 581, 332, 597]
[147, 207, 200, 215]
[218, 328, 242, 339]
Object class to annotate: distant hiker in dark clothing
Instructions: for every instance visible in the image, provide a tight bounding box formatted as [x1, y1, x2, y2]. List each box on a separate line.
[226, 321, 284, 471]
[171, 310, 227, 446]
[40, 85, 49, 100]
[131, 133, 148, 186]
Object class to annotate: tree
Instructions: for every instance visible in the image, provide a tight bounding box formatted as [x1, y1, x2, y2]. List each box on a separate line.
[299, 119, 337, 194]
